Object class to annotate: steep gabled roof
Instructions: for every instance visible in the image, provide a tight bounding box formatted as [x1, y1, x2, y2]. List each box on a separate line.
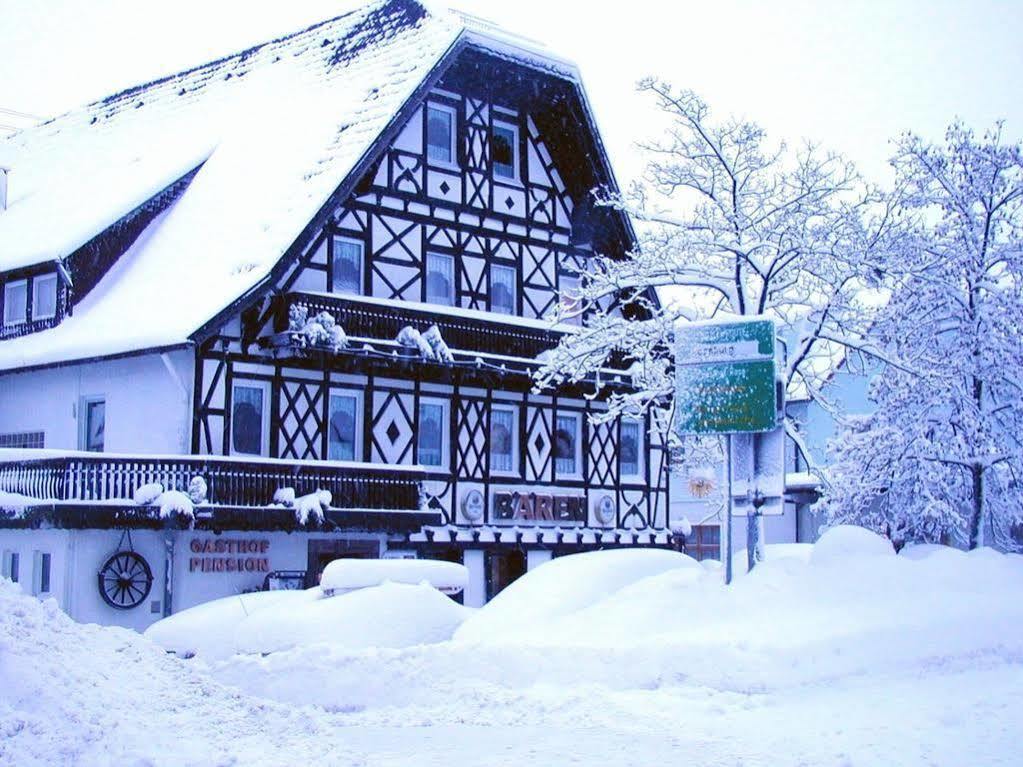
[0, 0, 624, 373]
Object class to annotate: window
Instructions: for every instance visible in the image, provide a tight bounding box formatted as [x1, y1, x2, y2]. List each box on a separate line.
[620, 420, 644, 478]
[426, 104, 456, 164]
[80, 397, 105, 453]
[490, 405, 518, 474]
[231, 382, 267, 456]
[426, 252, 455, 305]
[328, 393, 360, 461]
[554, 412, 582, 477]
[688, 525, 721, 562]
[3, 279, 27, 326]
[332, 238, 363, 295]
[2, 551, 18, 583]
[492, 121, 518, 180]
[417, 399, 448, 468]
[559, 273, 582, 326]
[490, 264, 516, 315]
[35, 551, 51, 595]
[0, 431, 44, 449]
[32, 274, 58, 320]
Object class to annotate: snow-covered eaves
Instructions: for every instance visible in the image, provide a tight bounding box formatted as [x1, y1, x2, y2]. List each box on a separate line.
[0, 0, 608, 373]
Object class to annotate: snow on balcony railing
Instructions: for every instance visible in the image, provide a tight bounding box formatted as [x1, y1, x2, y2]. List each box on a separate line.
[0, 450, 424, 511]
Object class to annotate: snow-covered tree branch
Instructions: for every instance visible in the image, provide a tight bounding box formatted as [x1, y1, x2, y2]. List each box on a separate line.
[535, 80, 900, 469]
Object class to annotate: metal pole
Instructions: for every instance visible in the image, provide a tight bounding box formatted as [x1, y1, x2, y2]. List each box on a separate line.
[725, 433, 733, 585]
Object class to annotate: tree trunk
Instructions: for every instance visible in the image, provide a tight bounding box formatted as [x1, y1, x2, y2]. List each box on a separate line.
[969, 464, 984, 550]
[968, 374, 985, 550]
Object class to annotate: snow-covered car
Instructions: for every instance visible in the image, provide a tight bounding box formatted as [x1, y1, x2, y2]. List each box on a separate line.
[319, 557, 467, 596]
[145, 558, 471, 659]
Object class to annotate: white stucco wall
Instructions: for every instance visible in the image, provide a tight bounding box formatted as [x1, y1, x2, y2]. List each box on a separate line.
[0, 349, 194, 454]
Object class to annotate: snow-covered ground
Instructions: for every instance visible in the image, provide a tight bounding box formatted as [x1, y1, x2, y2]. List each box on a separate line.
[3, 527, 1023, 766]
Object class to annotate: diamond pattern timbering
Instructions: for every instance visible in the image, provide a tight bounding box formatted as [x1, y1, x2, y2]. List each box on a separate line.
[587, 420, 616, 488]
[525, 406, 553, 483]
[279, 381, 324, 460]
[456, 399, 487, 480]
[371, 390, 415, 465]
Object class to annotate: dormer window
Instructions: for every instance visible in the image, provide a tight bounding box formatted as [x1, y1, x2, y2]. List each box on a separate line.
[32, 274, 58, 321]
[426, 104, 456, 165]
[492, 121, 518, 180]
[3, 280, 27, 327]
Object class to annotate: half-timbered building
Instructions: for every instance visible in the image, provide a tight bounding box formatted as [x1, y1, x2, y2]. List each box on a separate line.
[0, 0, 671, 629]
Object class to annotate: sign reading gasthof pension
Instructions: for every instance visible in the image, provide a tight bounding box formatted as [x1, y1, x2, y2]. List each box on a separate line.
[675, 318, 778, 435]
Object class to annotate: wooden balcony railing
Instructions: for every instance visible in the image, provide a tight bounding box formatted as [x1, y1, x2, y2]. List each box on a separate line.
[0, 451, 424, 511]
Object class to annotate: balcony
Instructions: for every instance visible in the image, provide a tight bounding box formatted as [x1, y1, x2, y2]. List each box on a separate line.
[0, 449, 436, 532]
[273, 292, 571, 361]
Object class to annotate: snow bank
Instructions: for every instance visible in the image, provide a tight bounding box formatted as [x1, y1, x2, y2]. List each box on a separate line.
[234, 582, 470, 656]
[0, 578, 367, 766]
[320, 557, 468, 595]
[455, 548, 697, 643]
[810, 524, 895, 564]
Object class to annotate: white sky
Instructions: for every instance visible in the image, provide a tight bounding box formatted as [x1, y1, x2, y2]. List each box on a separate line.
[1, 0, 1021, 185]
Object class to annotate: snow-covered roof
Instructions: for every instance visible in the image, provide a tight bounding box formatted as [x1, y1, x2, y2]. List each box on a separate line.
[0, 0, 594, 373]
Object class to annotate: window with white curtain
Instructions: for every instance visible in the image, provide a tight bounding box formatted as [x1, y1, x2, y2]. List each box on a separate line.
[426, 252, 455, 305]
[490, 264, 516, 315]
[490, 405, 518, 473]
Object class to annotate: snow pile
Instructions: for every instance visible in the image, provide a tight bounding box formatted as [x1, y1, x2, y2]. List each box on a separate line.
[289, 305, 347, 352]
[0, 578, 365, 766]
[320, 558, 468, 595]
[810, 523, 895, 564]
[455, 548, 697, 643]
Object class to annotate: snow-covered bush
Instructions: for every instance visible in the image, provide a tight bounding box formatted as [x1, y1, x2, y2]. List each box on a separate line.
[294, 489, 331, 525]
[396, 326, 434, 359]
[272, 487, 296, 507]
[422, 325, 453, 363]
[289, 305, 347, 352]
[397, 325, 454, 363]
[188, 476, 208, 505]
[155, 490, 195, 521]
[133, 482, 164, 506]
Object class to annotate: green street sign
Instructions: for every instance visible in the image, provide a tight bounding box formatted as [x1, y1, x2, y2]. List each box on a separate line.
[674, 319, 778, 435]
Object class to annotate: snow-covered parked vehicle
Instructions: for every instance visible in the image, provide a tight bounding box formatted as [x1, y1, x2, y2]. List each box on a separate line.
[319, 557, 468, 597]
[145, 559, 471, 659]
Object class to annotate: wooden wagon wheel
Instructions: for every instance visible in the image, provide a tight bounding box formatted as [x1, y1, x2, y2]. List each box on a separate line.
[97, 551, 153, 610]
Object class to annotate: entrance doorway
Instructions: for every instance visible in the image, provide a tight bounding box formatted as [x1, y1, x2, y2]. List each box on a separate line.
[486, 549, 526, 600]
[305, 539, 380, 588]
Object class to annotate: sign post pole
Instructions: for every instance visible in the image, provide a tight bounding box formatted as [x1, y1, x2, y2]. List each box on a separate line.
[724, 433, 734, 585]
